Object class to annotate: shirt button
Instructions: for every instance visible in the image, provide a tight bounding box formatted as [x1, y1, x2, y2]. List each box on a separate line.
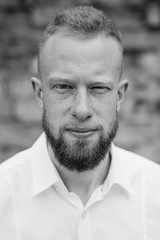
[81, 211, 87, 219]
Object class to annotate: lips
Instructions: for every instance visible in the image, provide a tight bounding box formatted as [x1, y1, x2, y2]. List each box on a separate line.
[68, 127, 97, 133]
[66, 127, 98, 138]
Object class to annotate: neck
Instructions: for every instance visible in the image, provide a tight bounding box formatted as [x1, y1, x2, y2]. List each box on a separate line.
[48, 144, 111, 205]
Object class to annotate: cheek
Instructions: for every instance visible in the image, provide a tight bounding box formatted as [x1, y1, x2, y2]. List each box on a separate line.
[43, 94, 71, 126]
[95, 97, 117, 130]
[101, 105, 117, 123]
[95, 95, 117, 116]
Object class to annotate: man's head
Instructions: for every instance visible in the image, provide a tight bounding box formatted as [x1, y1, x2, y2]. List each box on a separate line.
[32, 6, 128, 173]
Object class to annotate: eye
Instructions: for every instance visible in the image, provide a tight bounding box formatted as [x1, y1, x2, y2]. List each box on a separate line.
[90, 86, 109, 94]
[55, 84, 72, 89]
[54, 84, 73, 93]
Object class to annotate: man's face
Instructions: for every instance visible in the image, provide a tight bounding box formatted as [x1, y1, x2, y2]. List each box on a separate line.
[33, 33, 128, 172]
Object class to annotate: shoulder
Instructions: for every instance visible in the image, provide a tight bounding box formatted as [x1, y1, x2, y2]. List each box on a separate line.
[0, 147, 31, 172]
[0, 133, 45, 173]
[114, 145, 160, 207]
[0, 147, 32, 192]
[0, 149, 30, 226]
[113, 144, 160, 190]
[113, 144, 160, 172]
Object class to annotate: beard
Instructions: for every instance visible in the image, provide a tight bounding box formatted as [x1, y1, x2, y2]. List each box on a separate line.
[42, 110, 118, 173]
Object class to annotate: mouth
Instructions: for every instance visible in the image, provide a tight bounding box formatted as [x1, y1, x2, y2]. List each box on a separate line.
[66, 128, 98, 139]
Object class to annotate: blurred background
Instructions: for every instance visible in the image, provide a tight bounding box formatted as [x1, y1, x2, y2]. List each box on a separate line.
[0, 0, 160, 163]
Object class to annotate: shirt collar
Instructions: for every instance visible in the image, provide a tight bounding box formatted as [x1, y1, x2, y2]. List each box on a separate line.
[103, 144, 133, 195]
[30, 133, 61, 196]
[30, 134, 133, 196]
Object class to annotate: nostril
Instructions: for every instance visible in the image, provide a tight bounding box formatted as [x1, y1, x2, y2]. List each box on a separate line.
[72, 110, 92, 121]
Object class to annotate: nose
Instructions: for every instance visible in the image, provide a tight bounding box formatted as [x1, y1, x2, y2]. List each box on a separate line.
[71, 89, 93, 121]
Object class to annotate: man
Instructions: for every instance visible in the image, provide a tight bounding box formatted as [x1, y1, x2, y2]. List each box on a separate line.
[0, 5, 160, 240]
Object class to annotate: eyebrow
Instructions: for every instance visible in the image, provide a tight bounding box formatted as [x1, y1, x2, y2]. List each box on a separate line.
[48, 76, 114, 87]
[89, 81, 113, 86]
[48, 78, 73, 86]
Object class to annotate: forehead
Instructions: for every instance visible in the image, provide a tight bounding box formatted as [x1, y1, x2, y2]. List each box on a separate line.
[39, 32, 123, 81]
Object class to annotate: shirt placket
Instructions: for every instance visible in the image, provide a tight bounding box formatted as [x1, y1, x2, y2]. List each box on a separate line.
[77, 209, 91, 240]
[54, 182, 103, 240]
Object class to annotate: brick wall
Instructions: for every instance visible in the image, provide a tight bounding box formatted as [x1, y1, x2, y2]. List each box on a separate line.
[0, 0, 160, 163]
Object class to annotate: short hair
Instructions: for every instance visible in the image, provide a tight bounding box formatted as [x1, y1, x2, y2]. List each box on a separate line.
[38, 5, 123, 77]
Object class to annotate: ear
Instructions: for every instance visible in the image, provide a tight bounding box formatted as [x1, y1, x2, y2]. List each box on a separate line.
[31, 77, 44, 108]
[117, 79, 129, 112]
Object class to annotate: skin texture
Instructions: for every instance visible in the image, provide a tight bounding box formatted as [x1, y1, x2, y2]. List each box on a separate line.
[32, 32, 128, 204]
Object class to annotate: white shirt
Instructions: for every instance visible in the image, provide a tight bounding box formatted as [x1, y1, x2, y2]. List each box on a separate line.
[0, 133, 160, 240]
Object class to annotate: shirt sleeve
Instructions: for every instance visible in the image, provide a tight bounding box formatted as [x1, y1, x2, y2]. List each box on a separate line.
[0, 168, 17, 239]
[145, 161, 160, 239]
